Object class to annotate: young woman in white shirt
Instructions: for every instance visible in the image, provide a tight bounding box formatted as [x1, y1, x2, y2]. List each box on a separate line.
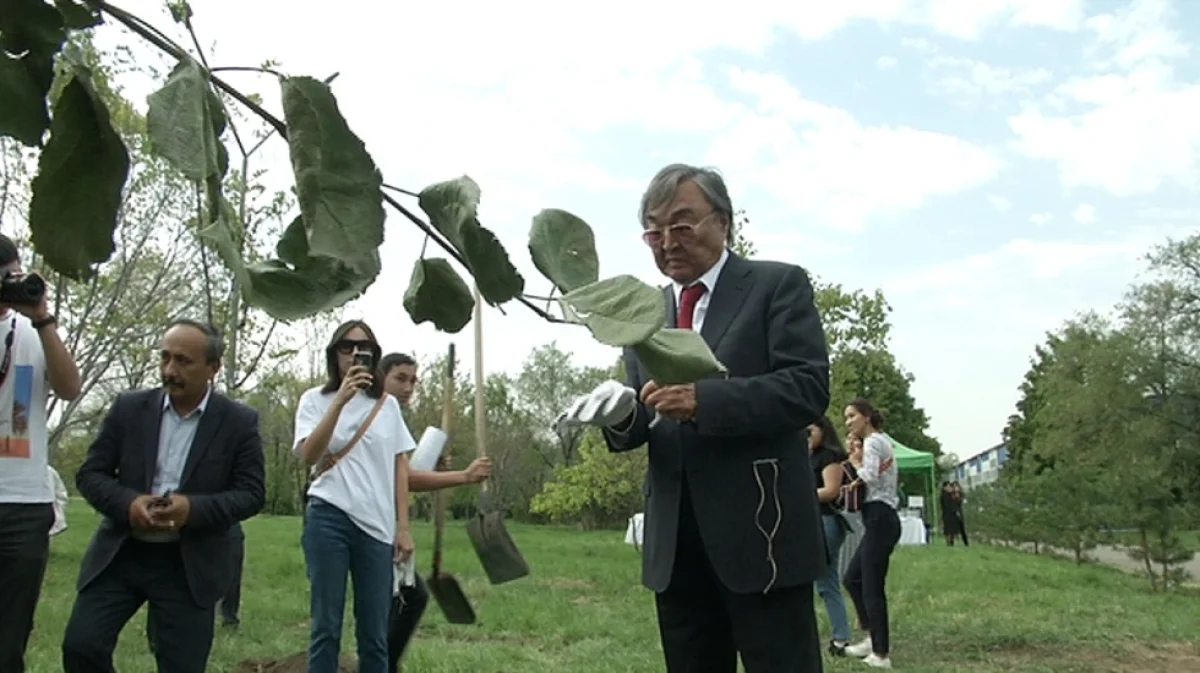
[294, 321, 417, 673]
[841, 398, 901, 669]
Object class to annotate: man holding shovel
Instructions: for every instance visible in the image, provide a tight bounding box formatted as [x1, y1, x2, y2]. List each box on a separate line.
[378, 353, 491, 672]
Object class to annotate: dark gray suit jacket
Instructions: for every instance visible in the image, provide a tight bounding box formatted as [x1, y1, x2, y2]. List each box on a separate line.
[75, 388, 265, 607]
[603, 254, 830, 594]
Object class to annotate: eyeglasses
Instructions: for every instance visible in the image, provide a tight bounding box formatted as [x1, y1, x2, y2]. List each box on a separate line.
[334, 339, 374, 354]
[641, 211, 715, 247]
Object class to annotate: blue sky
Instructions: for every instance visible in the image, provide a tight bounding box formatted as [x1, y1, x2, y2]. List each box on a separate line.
[98, 0, 1200, 461]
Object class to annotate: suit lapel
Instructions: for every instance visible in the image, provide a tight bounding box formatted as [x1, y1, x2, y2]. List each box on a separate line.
[144, 390, 166, 492]
[662, 286, 678, 328]
[179, 393, 227, 487]
[699, 254, 751, 351]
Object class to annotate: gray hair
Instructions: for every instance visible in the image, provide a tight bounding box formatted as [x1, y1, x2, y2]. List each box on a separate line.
[166, 318, 226, 364]
[638, 164, 735, 245]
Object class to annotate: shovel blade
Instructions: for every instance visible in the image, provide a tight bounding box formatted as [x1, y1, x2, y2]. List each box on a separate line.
[428, 572, 476, 624]
[466, 511, 530, 585]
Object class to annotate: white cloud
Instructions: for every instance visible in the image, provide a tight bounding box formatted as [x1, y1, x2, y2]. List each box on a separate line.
[1007, 0, 1200, 196]
[1030, 212, 1054, 226]
[1071, 203, 1097, 223]
[988, 195, 1014, 212]
[712, 67, 1002, 232]
[876, 56, 899, 70]
[929, 57, 1054, 100]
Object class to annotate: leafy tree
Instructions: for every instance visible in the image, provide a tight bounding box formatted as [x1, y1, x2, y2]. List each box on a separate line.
[829, 348, 940, 456]
[514, 342, 612, 467]
[1002, 335, 1063, 478]
[529, 431, 646, 529]
[729, 209, 756, 258]
[814, 284, 893, 357]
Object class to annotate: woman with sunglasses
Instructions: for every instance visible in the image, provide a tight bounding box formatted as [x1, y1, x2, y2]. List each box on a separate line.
[294, 320, 417, 673]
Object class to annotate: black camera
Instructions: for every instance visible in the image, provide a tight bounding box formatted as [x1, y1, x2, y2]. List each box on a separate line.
[0, 271, 45, 306]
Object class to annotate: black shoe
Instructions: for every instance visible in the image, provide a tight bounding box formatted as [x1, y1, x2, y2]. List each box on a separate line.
[828, 640, 847, 657]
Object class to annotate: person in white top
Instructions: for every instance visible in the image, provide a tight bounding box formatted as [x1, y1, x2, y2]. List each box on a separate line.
[294, 321, 417, 673]
[0, 233, 82, 673]
[841, 398, 901, 669]
[47, 465, 69, 536]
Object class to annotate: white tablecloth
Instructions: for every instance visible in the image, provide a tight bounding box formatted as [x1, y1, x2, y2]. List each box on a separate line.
[624, 512, 645, 549]
[899, 515, 926, 545]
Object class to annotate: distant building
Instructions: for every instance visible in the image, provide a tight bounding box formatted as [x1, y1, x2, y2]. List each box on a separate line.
[951, 443, 1008, 491]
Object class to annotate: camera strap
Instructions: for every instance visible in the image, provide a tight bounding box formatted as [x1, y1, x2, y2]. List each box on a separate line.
[0, 317, 16, 390]
[312, 394, 388, 479]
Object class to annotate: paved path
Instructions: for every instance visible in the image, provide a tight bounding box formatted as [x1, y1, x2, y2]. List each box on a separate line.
[1087, 544, 1200, 581]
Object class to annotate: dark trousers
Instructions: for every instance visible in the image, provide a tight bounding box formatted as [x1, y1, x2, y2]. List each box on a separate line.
[654, 479, 823, 673]
[0, 503, 54, 673]
[219, 532, 244, 624]
[146, 530, 243, 653]
[303, 499, 393, 673]
[958, 517, 969, 547]
[843, 502, 901, 655]
[387, 573, 430, 673]
[63, 540, 214, 673]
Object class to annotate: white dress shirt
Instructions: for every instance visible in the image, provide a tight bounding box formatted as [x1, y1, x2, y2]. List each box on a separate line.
[670, 248, 730, 331]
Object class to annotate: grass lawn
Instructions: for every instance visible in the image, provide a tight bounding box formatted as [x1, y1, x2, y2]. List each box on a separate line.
[24, 501, 1200, 672]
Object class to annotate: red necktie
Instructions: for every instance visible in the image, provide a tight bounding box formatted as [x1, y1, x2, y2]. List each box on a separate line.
[677, 284, 707, 330]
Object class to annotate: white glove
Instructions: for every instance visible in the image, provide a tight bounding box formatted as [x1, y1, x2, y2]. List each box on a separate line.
[553, 380, 638, 434]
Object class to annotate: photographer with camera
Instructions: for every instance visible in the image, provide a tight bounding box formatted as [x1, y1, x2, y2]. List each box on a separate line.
[0, 233, 82, 673]
[294, 321, 417, 673]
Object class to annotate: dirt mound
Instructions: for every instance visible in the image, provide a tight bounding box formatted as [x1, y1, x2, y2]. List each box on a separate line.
[232, 652, 356, 673]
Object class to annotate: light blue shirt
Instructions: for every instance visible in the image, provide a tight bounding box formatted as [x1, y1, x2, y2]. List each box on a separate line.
[150, 387, 212, 495]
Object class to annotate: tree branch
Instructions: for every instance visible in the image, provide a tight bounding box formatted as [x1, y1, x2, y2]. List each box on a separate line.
[93, 0, 566, 326]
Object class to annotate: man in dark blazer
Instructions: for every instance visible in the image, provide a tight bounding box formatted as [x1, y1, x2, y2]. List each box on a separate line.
[61, 319, 265, 673]
[557, 164, 831, 672]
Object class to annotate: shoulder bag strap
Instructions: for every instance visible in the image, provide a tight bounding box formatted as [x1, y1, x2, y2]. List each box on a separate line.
[313, 395, 388, 479]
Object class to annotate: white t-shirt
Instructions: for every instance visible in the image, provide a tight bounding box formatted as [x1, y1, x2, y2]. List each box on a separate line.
[293, 387, 416, 545]
[0, 313, 51, 504]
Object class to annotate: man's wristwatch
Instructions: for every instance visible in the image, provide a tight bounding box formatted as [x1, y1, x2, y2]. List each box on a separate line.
[31, 314, 57, 330]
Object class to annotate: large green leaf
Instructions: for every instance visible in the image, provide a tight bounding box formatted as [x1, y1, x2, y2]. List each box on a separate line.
[0, 0, 67, 146]
[559, 275, 665, 347]
[274, 215, 308, 267]
[633, 328, 728, 385]
[0, 0, 66, 55]
[0, 53, 49, 145]
[280, 75, 384, 273]
[528, 208, 599, 294]
[28, 68, 130, 280]
[242, 255, 379, 321]
[146, 57, 224, 181]
[418, 176, 524, 305]
[403, 258, 475, 333]
[200, 210, 379, 321]
[54, 0, 103, 29]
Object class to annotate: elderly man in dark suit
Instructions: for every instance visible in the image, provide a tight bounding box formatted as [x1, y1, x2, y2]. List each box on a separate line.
[557, 164, 832, 672]
[62, 319, 265, 673]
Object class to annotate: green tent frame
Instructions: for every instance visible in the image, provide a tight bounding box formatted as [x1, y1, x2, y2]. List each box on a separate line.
[884, 433, 939, 527]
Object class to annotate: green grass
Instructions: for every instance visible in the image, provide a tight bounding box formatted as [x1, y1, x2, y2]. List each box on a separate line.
[24, 501, 1200, 672]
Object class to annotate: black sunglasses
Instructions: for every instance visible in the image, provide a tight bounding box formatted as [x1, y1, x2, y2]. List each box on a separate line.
[334, 339, 375, 354]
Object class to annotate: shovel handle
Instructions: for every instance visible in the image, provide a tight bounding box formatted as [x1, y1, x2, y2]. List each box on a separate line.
[432, 343, 455, 575]
[473, 285, 489, 495]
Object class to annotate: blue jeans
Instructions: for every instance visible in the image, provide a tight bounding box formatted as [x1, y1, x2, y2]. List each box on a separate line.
[303, 499, 393, 673]
[815, 513, 852, 642]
